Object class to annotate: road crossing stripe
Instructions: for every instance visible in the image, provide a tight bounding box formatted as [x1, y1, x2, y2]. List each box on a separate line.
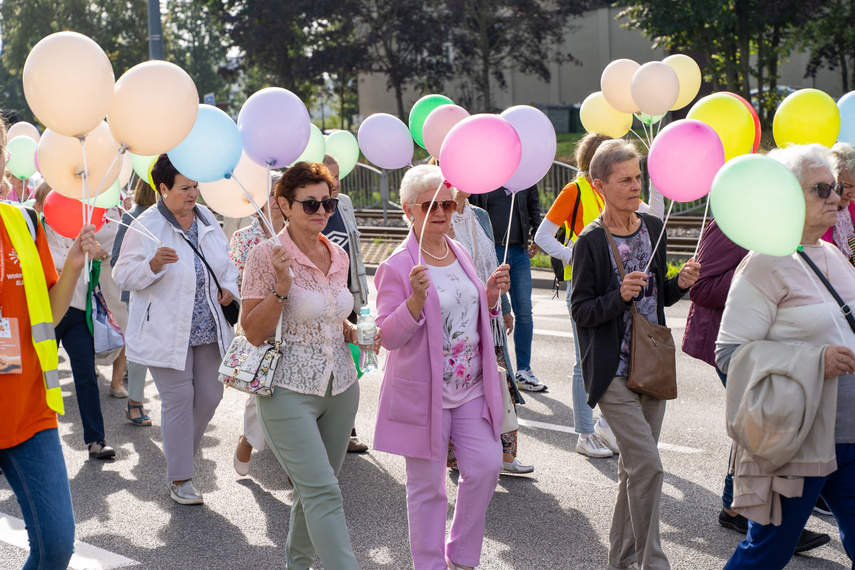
[517, 419, 703, 454]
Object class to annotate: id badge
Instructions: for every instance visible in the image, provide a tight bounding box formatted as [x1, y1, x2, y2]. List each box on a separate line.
[0, 317, 23, 374]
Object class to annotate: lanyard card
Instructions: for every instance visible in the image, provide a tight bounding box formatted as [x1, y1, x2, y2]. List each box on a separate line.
[0, 317, 23, 374]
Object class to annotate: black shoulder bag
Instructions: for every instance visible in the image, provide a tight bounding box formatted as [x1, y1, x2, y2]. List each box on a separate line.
[797, 248, 855, 335]
[550, 185, 582, 282]
[180, 234, 240, 327]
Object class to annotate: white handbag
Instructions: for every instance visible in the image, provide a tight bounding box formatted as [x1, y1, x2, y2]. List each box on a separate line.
[499, 366, 519, 433]
[217, 313, 283, 397]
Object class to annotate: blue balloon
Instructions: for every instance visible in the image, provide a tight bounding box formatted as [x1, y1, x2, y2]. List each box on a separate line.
[167, 104, 242, 183]
[838, 91, 855, 145]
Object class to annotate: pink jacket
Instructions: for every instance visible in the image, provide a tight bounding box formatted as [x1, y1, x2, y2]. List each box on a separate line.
[373, 230, 503, 461]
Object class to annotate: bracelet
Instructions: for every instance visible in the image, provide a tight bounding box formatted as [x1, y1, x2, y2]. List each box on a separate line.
[271, 285, 288, 303]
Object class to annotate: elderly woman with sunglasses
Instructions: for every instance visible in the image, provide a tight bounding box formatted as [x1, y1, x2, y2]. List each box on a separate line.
[374, 165, 510, 570]
[240, 162, 379, 570]
[822, 142, 855, 265]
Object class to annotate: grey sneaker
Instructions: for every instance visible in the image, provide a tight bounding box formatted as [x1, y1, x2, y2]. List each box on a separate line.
[170, 480, 203, 505]
[502, 458, 535, 474]
[516, 369, 547, 392]
[575, 433, 613, 458]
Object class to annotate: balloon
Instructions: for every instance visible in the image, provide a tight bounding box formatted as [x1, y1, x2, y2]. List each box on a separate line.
[23, 32, 114, 138]
[43, 190, 107, 239]
[439, 114, 521, 195]
[773, 88, 840, 148]
[601, 59, 640, 114]
[238, 87, 311, 168]
[722, 92, 761, 153]
[6, 136, 38, 180]
[499, 105, 557, 192]
[84, 179, 121, 208]
[710, 154, 805, 256]
[580, 92, 632, 138]
[130, 153, 157, 189]
[108, 61, 198, 155]
[167, 105, 242, 183]
[686, 94, 754, 162]
[198, 151, 269, 218]
[631, 62, 679, 116]
[292, 124, 326, 165]
[648, 120, 724, 202]
[38, 122, 122, 199]
[409, 94, 454, 148]
[423, 104, 470, 159]
[838, 91, 855, 145]
[325, 131, 359, 179]
[663, 54, 702, 111]
[7, 122, 40, 143]
[635, 112, 665, 126]
[358, 113, 414, 170]
[118, 152, 133, 188]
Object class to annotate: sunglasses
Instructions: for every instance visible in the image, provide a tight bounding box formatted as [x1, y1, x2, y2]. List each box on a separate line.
[291, 197, 338, 215]
[413, 199, 458, 215]
[803, 182, 844, 199]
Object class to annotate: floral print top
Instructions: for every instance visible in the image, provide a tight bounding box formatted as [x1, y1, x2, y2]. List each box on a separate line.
[229, 218, 266, 293]
[186, 219, 218, 346]
[432, 259, 484, 408]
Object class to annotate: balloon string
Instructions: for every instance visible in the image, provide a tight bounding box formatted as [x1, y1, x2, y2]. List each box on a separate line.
[417, 178, 446, 268]
[92, 149, 124, 203]
[692, 194, 711, 260]
[627, 128, 650, 151]
[501, 191, 517, 266]
[231, 174, 277, 238]
[642, 200, 674, 275]
[793, 252, 847, 344]
[78, 143, 91, 285]
[116, 202, 164, 244]
[264, 163, 275, 238]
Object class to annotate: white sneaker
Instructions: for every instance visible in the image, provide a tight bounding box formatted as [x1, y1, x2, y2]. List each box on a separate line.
[515, 369, 547, 392]
[595, 420, 620, 454]
[502, 458, 535, 474]
[575, 433, 613, 458]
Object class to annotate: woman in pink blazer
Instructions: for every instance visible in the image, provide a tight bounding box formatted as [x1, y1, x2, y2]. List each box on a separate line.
[374, 165, 510, 570]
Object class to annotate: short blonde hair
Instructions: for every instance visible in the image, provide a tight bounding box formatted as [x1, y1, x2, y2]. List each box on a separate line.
[768, 144, 833, 186]
[831, 142, 855, 181]
[399, 164, 445, 225]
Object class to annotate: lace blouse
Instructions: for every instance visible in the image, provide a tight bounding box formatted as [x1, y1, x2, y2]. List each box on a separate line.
[241, 227, 357, 396]
[229, 218, 266, 293]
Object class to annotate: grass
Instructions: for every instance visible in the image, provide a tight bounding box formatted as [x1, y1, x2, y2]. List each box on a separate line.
[556, 132, 585, 164]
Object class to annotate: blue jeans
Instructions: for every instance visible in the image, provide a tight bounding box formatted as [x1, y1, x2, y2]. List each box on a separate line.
[0, 428, 76, 569]
[566, 286, 594, 434]
[497, 244, 533, 372]
[55, 307, 106, 444]
[724, 443, 855, 569]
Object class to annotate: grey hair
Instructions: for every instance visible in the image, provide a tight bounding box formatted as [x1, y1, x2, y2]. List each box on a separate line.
[589, 139, 641, 183]
[399, 164, 444, 225]
[767, 143, 833, 186]
[322, 153, 338, 166]
[830, 142, 855, 181]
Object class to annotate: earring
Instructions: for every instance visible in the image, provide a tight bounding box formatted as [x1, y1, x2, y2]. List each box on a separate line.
[409, 216, 414, 221]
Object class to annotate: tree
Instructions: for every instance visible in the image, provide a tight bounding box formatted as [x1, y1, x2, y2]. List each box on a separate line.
[445, 0, 587, 113]
[801, 0, 855, 92]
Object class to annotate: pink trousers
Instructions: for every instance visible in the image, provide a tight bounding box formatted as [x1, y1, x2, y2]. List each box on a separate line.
[404, 396, 502, 569]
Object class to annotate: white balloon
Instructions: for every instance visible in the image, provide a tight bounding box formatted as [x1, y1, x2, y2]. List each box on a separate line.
[198, 151, 269, 218]
[8, 122, 41, 143]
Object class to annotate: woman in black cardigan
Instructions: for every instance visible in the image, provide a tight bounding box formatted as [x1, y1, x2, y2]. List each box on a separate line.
[570, 139, 699, 570]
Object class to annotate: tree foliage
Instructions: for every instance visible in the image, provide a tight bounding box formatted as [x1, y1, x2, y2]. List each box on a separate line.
[801, 0, 855, 92]
[165, 0, 229, 105]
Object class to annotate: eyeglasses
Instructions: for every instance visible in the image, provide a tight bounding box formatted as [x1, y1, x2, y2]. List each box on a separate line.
[413, 200, 458, 215]
[803, 182, 844, 199]
[291, 197, 338, 215]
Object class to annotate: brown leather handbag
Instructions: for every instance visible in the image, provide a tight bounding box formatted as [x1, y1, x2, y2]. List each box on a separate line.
[600, 221, 677, 400]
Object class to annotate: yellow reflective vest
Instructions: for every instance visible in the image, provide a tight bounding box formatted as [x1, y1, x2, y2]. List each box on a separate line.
[562, 177, 605, 281]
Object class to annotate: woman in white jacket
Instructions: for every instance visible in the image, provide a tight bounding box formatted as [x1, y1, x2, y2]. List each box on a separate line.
[113, 154, 238, 505]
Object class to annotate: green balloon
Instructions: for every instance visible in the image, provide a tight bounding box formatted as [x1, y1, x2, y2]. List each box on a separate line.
[635, 112, 666, 126]
[710, 154, 805, 256]
[84, 178, 122, 208]
[325, 130, 359, 179]
[292, 124, 326, 165]
[408, 94, 454, 148]
[7, 136, 37, 180]
[130, 153, 157, 188]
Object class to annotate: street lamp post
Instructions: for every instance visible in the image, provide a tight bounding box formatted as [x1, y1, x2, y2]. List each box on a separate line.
[147, 0, 165, 60]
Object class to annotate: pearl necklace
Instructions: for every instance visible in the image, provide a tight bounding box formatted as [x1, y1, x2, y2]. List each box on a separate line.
[421, 240, 449, 261]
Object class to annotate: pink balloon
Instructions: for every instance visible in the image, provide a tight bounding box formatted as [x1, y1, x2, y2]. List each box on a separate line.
[439, 114, 521, 195]
[648, 119, 725, 202]
[423, 104, 470, 159]
[357, 113, 414, 169]
[499, 105, 557, 192]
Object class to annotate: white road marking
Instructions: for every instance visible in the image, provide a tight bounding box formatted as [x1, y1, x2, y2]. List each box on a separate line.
[533, 318, 687, 340]
[0, 513, 140, 568]
[517, 419, 704, 454]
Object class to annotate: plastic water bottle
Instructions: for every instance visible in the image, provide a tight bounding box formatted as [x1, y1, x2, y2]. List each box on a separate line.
[357, 306, 379, 373]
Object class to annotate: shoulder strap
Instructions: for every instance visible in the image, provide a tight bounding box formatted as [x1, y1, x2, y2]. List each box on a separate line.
[180, 233, 224, 294]
[566, 184, 582, 242]
[797, 249, 855, 335]
[16, 204, 38, 241]
[594, 219, 638, 315]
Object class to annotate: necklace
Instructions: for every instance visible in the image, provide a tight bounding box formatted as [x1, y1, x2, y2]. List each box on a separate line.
[421, 240, 450, 261]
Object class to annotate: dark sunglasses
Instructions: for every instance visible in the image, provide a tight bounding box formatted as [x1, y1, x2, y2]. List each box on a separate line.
[291, 197, 338, 215]
[414, 199, 458, 214]
[803, 182, 844, 199]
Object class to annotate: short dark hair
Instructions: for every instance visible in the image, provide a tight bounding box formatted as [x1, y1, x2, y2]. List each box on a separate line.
[275, 161, 335, 203]
[151, 153, 179, 194]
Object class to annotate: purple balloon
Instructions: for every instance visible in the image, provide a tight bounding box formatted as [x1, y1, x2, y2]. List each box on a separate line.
[357, 113, 414, 169]
[648, 119, 725, 202]
[238, 88, 311, 168]
[500, 106, 557, 192]
[440, 114, 521, 195]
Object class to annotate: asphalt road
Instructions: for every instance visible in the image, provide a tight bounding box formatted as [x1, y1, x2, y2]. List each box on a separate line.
[1, 279, 850, 569]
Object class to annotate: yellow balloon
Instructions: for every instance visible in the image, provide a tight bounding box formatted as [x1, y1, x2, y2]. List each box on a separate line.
[773, 88, 840, 148]
[687, 94, 754, 162]
[37, 122, 122, 199]
[663, 54, 702, 111]
[580, 92, 632, 139]
[108, 61, 198, 155]
[23, 32, 115, 138]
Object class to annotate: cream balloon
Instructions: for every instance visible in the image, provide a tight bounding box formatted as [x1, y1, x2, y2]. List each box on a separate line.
[601, 59, 641, 114]
[7, 122, 41, 143]
[580, 92, 633, 138]
[23, 32, 114, 138]
[118, 152, 133, 187]
[108, 61, 198, 155]
[663, 54, 702, 111]
[631, 62, 680, 116]
[37, 122, 122, 199]
[198, 151, 269, 218]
